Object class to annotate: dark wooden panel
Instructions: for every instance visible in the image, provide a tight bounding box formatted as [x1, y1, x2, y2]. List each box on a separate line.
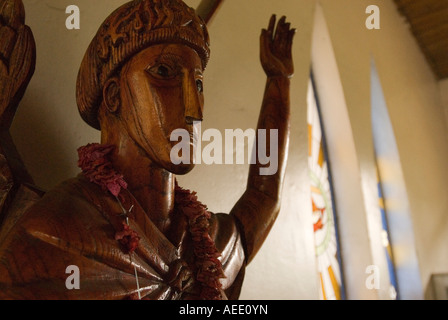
[394, 0, 448, 79]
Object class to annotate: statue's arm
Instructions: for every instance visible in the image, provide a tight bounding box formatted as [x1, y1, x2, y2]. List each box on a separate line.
[230, 15, 295, 264]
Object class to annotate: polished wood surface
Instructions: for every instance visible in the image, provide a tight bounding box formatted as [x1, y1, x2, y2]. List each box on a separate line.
[231, 15, 295, 263]
[0, 0, 37, 228]
[0, 0, 295, 300]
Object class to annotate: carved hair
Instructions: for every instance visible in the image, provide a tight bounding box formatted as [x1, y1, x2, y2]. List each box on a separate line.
[76, 0, 210, 130]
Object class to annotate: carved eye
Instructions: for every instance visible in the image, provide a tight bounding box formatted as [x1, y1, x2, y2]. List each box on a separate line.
[196, 79, 203, 93]
[148, 64, 176, 79]
[157, 65, 170, 78]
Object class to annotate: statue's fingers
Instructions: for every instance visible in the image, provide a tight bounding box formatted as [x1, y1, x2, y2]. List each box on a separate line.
[268, 14, 276, 34]
[276, 17, 290, 42]
[260, 29, 266, 50]
[286, 28, 296, 56]
[260, 29, 272, 61]
[260, 28, 269, 46]
[278, 16, 288, 35]
[278, 15, 287, 26]
[276, 19, 291, 54]
[281, 22, 291, 45]
[273, 16, 286, 47]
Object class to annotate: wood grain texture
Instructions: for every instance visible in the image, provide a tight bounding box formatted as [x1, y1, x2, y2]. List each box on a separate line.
[0, 0, 37, 228]
[0, 0, 295, 300]
[394, 0, 448, 79]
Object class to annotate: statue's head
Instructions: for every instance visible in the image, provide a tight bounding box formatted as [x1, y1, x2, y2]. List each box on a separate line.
[76, 0, 209, 173]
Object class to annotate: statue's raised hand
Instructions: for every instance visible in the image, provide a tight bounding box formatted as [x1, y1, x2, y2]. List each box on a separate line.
[260, 15, 295, 79]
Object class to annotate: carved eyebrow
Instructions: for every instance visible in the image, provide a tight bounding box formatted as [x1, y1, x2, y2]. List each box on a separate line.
[154, 53, 183, 65]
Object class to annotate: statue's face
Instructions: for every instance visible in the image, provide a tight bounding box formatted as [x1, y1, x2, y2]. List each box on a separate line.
[119, 43, 204, 174]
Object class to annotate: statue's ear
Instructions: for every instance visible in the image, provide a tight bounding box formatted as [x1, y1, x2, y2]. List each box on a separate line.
[103, 77, 120, 114]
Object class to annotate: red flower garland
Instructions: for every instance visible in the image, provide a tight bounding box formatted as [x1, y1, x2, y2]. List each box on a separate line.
[77, 144, 127, 197]
[77, 143, 225, 300]
[78, 144, 139, 253]
[174, 182, 225, 300]
[114, 222, 141, 253]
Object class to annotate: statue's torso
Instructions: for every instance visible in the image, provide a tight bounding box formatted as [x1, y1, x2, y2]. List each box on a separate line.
[0, 176, 245, 300]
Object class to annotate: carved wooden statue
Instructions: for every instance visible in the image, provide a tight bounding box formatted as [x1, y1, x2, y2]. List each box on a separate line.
[0, 0, 295, 300]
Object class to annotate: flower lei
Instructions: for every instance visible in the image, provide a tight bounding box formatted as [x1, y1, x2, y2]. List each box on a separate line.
[77, 143, 225, 300]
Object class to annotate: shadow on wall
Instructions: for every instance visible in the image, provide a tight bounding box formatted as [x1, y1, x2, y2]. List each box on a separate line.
[10, 87, 80, 191]
[425, 274, 448, 300]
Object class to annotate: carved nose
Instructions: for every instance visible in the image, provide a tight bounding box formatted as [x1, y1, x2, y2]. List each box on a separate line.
[185, 116, 202, 125]
[183, 76, 203, 123]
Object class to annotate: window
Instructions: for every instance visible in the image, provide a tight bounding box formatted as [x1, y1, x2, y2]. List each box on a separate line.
[371, 60, 422, 299]
[376, 167, 399, 299]
[307, 77, 345, 300]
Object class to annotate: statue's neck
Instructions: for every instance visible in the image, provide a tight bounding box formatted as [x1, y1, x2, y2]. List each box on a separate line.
[101, 132, 175, 234]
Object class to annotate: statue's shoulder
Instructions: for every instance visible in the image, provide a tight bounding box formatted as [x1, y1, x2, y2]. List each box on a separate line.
[0, 175, 155, 300]
[0, 175, 117, 299]
[209, 212, 242, 247]
[22, 175, 103, 225]
[0, 175, 108, 252]
[209, 212, 246, 296]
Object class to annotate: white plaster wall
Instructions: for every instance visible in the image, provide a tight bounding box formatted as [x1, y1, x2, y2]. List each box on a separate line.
[11, 0, 448, 299]
[179, 0, 318, 300]
[440, 79, 448, 128]
[319, 0, 448, 298]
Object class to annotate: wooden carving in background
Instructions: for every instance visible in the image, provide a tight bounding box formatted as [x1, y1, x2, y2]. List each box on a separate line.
[0, 0, 43, 238]
[196, 0, 224, 24]
[0, 0, 295, 300]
